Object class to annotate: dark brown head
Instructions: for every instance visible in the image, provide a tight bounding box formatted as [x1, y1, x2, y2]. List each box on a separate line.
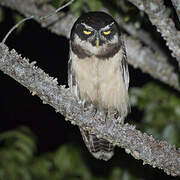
[70, 12, 121, 59]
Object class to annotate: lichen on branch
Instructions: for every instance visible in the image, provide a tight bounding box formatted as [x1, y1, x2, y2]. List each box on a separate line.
[0, 43, 179, 177]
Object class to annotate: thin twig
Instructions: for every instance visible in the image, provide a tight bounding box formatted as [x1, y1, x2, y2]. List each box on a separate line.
[2, 0, 74, 44]
[40, 0, 74, 20]
[2, 16, 34, 44]
[0, 0, 178, 90]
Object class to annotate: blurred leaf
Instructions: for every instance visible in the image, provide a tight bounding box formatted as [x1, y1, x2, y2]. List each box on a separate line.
[109, 167, 123, 180]
[30, 157, 53, 179]
[162, 124, 179, 145]
[124, 16, 130, 22]
[0, 7, 4, 23]
[129, 88, 142, 106]
[87, 0, 102, 11]
[0, 127, 36, 157]
[52, 144, 91, 179]
[121, 170, 133, 180]
[70, 0, 83, 17]
[13, 14, 25, 32]
[0, 149, 30, 164]
[130, 82, 180, 146]
[50, 0, 68, 8]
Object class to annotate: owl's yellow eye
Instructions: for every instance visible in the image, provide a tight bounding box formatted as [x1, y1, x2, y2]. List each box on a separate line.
[103, 30, 111, 35]
[83, 30, 91, 35]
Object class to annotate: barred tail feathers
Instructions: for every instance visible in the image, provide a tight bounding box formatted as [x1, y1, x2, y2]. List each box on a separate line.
[79, 128, 114, 161]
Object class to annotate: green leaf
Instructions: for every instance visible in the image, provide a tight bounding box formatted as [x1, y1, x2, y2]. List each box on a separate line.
[87, 0, 102, 11]
[0, 7, 4, 23]
[109, 167, 123, 180]
[130, 82, 180, 146]
[52, 144, 91, 179]
[162, 124, 179, 146]
[50, 0, 67, 8]
[70, 0, 83, 17]
[13, 14, 25, 32]
[0, 128, 36, 155]
[30, 157, 53, 179]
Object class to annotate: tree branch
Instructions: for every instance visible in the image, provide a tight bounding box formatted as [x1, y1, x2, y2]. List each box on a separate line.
[0, 43, 179, 176]
[0, 0, 180, 174]
[171, 0, 180, 22]
[118, 18, 163, 53]
[0, 0, 76, 38]
[126, 36, 180, 91]
[1, 0, 179, 91]
[127, 0, 180, 66]
[0, 0, 179, 91]
[33, 0, 53, 5]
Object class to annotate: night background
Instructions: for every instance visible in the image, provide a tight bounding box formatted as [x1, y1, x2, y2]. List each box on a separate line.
[0, 0, 179, 179]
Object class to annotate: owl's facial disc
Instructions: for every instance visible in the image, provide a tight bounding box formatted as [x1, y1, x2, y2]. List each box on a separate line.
[80, 22, 118, 47]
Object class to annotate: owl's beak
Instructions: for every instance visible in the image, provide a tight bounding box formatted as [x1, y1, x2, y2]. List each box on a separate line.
[95, 34, 100, 47]
[96, 38, 99, 47]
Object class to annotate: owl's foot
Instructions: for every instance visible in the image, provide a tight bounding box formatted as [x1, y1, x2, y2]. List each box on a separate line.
[80, 101, 97, 117]
[105, 110, 125, 129]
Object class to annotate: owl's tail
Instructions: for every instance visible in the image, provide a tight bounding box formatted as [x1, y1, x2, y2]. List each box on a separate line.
[79, 128, 114, 161]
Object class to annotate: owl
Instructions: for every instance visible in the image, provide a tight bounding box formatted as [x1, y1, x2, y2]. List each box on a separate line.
[68, 11, 130, 161]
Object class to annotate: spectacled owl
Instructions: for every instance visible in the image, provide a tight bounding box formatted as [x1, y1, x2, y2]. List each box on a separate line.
[68, 11, 130, 161]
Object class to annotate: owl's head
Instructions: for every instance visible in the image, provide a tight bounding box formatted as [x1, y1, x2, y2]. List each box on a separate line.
[70, 12, 121, 59]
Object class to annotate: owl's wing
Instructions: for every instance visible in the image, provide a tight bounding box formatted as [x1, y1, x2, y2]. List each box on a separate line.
[68, 55, 81, 100]
[120, 35, 129, 90]
[68, 57, 73, 90]
[68, 56, 114, 161]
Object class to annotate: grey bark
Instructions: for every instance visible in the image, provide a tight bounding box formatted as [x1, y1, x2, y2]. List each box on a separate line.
[0, 43, 179, 176]
[171, 0, 180, 22]
[127, 0, 180, 66]
[0, 0, 180, 177]
[126, 36, 179, 91]
[0, 0, 179, 90]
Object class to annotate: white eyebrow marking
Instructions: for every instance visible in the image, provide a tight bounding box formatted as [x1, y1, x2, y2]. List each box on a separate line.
[81, 23, 94, 30]
[101, 22, 114, 31]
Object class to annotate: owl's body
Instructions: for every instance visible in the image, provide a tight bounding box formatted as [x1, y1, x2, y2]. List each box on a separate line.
[70, 48, 128, 115]
[68, 12, 129, 161]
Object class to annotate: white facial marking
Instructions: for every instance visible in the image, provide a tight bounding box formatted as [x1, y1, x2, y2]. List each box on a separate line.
[81, 23, 94, 31]
[74, 34, 119, 55]
[100, 22, 114, 32]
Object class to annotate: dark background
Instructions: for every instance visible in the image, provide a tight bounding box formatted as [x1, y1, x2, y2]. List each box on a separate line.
[0, 7, 177, 180]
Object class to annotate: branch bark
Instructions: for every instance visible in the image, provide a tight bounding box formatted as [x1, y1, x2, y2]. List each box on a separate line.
[118, 18, 163, 53]
[127, 0, 180, 66]
[0, 0, 180, 176]
[126, 36, 180, 91]
[171, 0, 180, 22]
[0, 43, 179, 176]
[0, 0, 179, 91]
[0, 0, 76, 38]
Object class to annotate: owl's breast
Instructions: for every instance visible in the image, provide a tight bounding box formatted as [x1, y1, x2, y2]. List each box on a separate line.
[72, 51, 129, 115]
